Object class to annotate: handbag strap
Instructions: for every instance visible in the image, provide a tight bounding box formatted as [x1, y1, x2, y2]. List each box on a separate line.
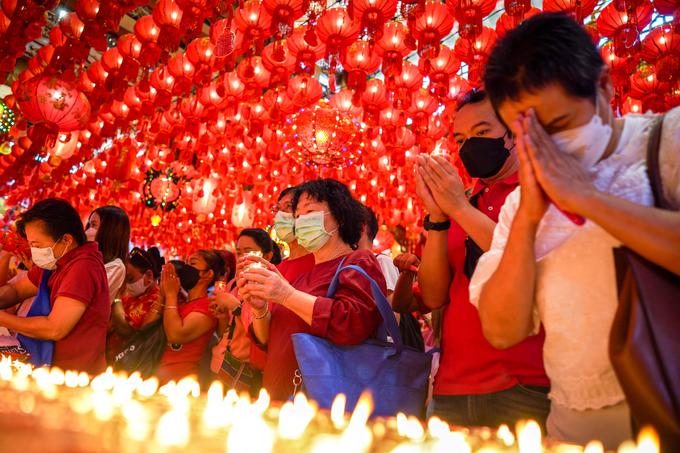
[646, 114, 670, 210]
[225, 305, 242, 352]
[326, 261, 404, 355]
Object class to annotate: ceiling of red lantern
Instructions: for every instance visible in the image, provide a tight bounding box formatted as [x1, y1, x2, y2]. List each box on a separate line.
[0, 0, 677, 255]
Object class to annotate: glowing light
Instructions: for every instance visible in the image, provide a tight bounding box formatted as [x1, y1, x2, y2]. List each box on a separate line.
[517, 420, 541, 453]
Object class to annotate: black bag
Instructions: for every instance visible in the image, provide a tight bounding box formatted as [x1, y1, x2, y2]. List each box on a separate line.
[113, 320, 167, 378]
[217, 306, 262, 397]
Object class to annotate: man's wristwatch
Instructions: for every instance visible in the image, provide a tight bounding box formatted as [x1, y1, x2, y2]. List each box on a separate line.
[423, 214, 451, 231]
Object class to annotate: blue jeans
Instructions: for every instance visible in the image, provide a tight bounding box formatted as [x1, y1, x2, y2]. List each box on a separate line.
[432, 385, 550, 430]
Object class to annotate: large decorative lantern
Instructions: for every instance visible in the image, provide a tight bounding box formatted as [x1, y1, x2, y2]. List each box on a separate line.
[14, 75, 91, 154]
[282, 101, 364, 168]
[142, 167, 184, 211]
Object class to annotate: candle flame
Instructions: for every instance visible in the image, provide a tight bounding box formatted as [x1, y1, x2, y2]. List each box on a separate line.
[331, 394, 347, 429]
[517, 420, 541, 453]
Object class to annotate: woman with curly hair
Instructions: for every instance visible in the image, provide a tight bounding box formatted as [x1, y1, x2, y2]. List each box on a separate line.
[238, 179, 387, 401]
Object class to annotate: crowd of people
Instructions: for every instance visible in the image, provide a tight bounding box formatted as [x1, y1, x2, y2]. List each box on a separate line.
[0, 13, 678, 450]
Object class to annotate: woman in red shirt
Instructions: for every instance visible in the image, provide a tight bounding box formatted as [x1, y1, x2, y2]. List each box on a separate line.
[156, 250, 224, 384]
[239, 179, 387, 401]
[107, 247, 164, 362]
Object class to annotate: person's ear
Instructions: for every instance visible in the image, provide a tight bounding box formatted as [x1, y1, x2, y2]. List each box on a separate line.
[598, 66, 614, 104]
[144, 270, 154, 285]
[264, 252, 273, 262]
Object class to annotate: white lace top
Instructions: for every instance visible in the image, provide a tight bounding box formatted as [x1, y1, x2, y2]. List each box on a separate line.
[469, 111, 680, 410]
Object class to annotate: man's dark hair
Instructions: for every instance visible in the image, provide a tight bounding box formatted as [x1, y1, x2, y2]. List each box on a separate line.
[89, 206, 131, 264]
[238, 228, 282, 265]
[292, 179, 365, 249]
[129, 246, 165, 279]
[484, 13, 604, 112]
[278, 186, 297, 202]
[456, 88, 488, 111]
[17, 198, 87, 246]
[362, 205, 379, 242]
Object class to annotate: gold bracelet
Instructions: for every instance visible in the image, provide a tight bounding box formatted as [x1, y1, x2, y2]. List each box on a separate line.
[165, 306, 178, 310]
[254, 307, 269, 319]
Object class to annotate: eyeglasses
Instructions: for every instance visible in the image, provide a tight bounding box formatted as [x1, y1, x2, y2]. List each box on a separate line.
[271, 200, 293, 214]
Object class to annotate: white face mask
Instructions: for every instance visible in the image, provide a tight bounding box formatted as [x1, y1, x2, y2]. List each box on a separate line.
[274, 211, 296, 243]
[126, 276, 150, 298]
[30, 239, 62, 271]
[550, 96, 613, 169]
[85, 228, 97, 242]
[294, 211, 337, 252]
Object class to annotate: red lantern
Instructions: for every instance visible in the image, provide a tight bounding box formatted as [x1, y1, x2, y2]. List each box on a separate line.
[286, 26, 326, 74]
[375, 21, 413, 79]
[263, 0, 309, 36]
[117, 33, 144, 80]
[419, 44, 460, 98]
[330, 89, 363, 117]
[630, 69, 669, 112]
[217, 71, 246, 110]
[503, 0, 532, 16]
[411, 1, 454, 57]
[392, 60, 423, 109]
[150, 65, 175, 106]
[409, 89, 438, 130]
[447, 75, 471, 100]
[361, 78, 390, 125]
[263, 88, 296, 120]
[495, 7, 541, 38]
[641, 26, 680, 83]
[341, 40, 382, 103]
[316, 8, 361, 91]
[237, 56, 271, 97]
[597, 1, 654, 58]
[167, 52, 196, 94]
[446, 0, 496, 39]
[186, 37, 216, 82]
[454, 26, 497, 85]
[152, 0, 184, 51]
[543, 0, 598, 22]
[348, 0, 398, 41]
[210, 17, 236, 58]
[234, 0, 274, 49]
[15, 75, 91, 153]
[262, 39, 297, 86]
[287, 74, 323, 107]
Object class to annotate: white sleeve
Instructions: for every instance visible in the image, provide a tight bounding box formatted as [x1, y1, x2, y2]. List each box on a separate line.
[468, 188, 541, 334]
[105, 259, 126, 303]
[377, 254, 400, 292]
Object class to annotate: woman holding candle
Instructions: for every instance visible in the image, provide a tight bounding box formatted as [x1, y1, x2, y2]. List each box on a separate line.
[238, 179, 387, 401]
[156, 249, 224, 383]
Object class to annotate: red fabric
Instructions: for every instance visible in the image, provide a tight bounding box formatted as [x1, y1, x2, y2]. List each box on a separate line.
[27, 242, 110, 375]
[107, 286, 161, 360]
[255, 249, 386, 401]
[156, 296, 217, 383]
[276, 253, 316, 282]
[434, 174, 550, 395]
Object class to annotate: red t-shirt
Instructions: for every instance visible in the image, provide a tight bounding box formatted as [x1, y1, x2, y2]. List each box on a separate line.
[156, 296, 217, 383]
[254, 249, 386, 401]
[434, 174, 550, 395]
[27, 242, 110, 375]
[277, 253, 315, 282]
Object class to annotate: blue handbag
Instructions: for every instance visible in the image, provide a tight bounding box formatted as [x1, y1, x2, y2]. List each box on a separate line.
[17, 270, 55, 367]
[292, 262, 432, 417]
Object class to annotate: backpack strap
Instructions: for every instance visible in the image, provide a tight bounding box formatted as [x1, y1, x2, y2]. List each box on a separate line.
[646, 114, 670, 210]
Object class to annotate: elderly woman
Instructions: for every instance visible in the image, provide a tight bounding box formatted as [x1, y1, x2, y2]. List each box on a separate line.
[239, 179, 387, 401]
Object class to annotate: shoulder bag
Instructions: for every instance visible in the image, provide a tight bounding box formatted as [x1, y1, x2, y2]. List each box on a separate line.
[609, 114, 680, 448]
[292, 261, 432, 417]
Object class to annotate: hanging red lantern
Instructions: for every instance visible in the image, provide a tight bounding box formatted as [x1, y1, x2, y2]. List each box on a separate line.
[150, 65, 176, 106]
[330, 89, 364, 118]
[597, 1, 654, 58]
[447, 75, 471, 100]
[341, 40, 382, 103]
[263, 88, 296, 121]
[446, 0, 496, 39]
[167, 52, 196, 94]
[409, 89, 438, 130]
[641, 26, 680, 83]
[234, 0, 274, 51]
[392, 60, 423, 110]
[217, 71, 246, 111]
[210, 17, 236, 58]
[348, 0, 398, 41]
[152, 0, 184, 52]
[542, 0, 598, 23]
[15, 75, 91, 154]
[316, 8, 361, 91]
[503, 0, 531, 16]
[186, 37, 216, 83]
[76, 0, 109, 51]
[134, 15, 163, 67]
[411, 1, 454, 57]
[236, 56, 271, 98]
[630, 69, 669, 112]
[419, 44, 460, 99]
[286, 26, 326, 74]
[262, 39, 297, 86]
[375, 21, 414, 81]
[263, 0, 309, 36]
[454, 25, 497, 85]
[495, 7, 541, 37]
[361, 78, 390, 126]
[117, 33, 144, 80]
[287, 74, 323, 107]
